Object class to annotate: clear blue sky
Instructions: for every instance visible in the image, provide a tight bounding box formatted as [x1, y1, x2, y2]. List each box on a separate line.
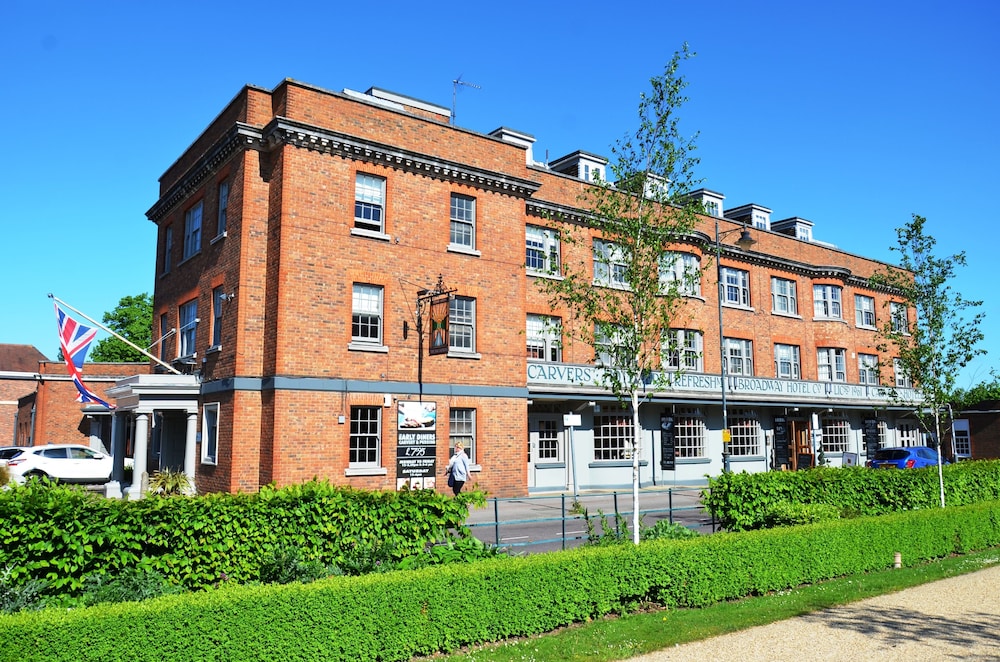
[3, 0, 997, 388]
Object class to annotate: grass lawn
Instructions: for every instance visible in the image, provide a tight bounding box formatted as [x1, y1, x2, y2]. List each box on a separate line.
[432, 548, 1000, 662]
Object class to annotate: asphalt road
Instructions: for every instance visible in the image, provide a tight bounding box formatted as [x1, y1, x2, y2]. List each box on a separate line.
[464, 486, 714, 553]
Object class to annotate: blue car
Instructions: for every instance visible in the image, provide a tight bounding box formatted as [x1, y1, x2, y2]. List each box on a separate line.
[866, 446, 941, 469]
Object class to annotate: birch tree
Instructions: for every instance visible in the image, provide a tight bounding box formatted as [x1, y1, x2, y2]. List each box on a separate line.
[870, 214, 985, 507]
[537, 45, 704, 543]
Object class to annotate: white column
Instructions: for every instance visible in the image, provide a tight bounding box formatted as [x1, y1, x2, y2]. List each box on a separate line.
[127, 412, 149, 500]
[184, 411, 198, 494]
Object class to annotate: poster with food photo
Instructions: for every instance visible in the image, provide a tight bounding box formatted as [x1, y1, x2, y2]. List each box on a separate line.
[397, 401, 437, 430]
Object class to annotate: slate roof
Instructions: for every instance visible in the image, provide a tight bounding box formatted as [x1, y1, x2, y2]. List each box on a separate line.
[0, 345, 49, 372]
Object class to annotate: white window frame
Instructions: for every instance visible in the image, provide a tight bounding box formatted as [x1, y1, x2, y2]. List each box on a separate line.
[674, 407, 706, 458]
[594, 323, 627, 367]
[216, 180, 229, 237]
[771, 277, 798, 315]
[721, 267, 751, 307]
[894, 358, 913, 388]
[449, 193, 476, 250]
[354, 173, 386, 233]
[724, 338, 753, 376]
[858, 353, 879, 385]
[813, 284, 842, 320]
[659, 252, 701, 297]
[593, 412, 633, 461]
[351, 283, 384, 348]
[211, 287, 224, 349]
[728, 409, 761, 456]
[448, 296, 476, 354]
[526, 225, 560, 276]
[449, 408, 476, 464]
[817, 347, 847, 382]
[183, 201, 203, 260]
[821, 412, 850, 453]
[593, 239, 629, 289]
[774, 343, 800, 380]
[953, 419, 971, 457]
[349, 406, 381, 468]
[535, 418, 561, 462]
[202, 403, 219, 465]
[891, 302, 910, 335]
[664, 329, 704, 372]
[855, 294, 876, 328]
[526, 314, 562, 362]
[179, 299, 198, 358]
[897, 423, 921, 447]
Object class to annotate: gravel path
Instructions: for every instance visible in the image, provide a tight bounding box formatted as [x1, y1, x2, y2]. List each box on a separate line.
[630, 564, 1000, 661]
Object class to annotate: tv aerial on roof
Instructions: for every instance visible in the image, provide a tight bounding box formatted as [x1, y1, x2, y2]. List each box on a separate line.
[451, 75, 481, 126]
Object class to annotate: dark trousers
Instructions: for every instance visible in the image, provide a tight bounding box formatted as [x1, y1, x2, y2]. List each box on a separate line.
[451, 480, 465, 496]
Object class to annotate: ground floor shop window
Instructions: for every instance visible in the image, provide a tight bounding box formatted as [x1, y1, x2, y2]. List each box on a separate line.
[536, 419, 560, 461]
[449, 408, 476, 463]
[674, 407, 705, 457]
[821, 412, 850, 453]
[728, 409, 761, 456]
[594, 413, 633, 460]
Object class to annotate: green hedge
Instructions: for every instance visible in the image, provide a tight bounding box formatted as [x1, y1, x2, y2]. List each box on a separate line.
[0, 480, 481, 597]
[704, 460, 1000, 531]
[3, 501, 999, 661]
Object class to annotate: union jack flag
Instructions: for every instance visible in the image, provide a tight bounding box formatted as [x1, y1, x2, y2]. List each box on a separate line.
[54, 303, 114, 409]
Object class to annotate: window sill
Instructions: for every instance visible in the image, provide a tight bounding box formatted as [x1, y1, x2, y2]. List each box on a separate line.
[447, 243, 481, 257]
[206, 345, 222, 355]
[351, 228, 391, 242]
[812, 316, 847, 324]
[348, 342, 389, 353]
[674, 457, 711, 465]
[447, 351, 481, 360]
[178, 251, 202, 268]
[856, 324, 877, 331]
[527, 270, 563, 280]
[729, 455, 765, 463]
[535, 462, 566, 469]
[345, 466, 388, 477]
[210, 231, 227, 245]
[201, 458, 217, 466]
[722, 303, 754, 312]
[771, 311, 802, 320]
[588, 460, 649, 468]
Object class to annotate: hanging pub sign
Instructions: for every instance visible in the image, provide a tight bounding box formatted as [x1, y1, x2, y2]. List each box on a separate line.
[428, 295, 450, 356]
[659, 414, 676, 471]
[396, 401, 437, 490]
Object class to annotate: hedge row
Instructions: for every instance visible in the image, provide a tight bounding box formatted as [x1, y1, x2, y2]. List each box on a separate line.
[704, 460, 1000, 531]
[3, 501, 999, 661]
[0, 480, 481, 596]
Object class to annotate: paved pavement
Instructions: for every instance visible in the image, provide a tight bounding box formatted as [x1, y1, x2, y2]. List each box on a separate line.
[629, 562, 1000, 661]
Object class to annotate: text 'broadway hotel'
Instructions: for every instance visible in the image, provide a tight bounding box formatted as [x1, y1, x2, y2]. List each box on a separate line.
[106, 80, 919, 498]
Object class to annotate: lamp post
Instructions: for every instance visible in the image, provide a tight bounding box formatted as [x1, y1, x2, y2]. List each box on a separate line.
[715, 219, 756, 473]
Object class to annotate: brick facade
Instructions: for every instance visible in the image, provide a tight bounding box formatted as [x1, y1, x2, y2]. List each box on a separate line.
[145, 80, 921, 497]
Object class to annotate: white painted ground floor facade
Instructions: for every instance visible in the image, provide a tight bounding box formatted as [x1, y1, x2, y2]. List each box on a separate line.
[527, 362, 922, 492]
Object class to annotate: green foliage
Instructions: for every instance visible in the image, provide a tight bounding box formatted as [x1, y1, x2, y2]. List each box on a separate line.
[639, 519, 701, 541]
[0, 566, 47, 614]
[259, 546, 337, 584]
[0, 479, 485, 603]
[762, 501, 842, 528]
[1, 503, 998, 661]
[80, 566, 182, 606]
[147, 468, 192, 495]
[953, 376, 1000, 410]
[88, 293, 153, 363]
[705, 461, 1000, 531]
[869, 215, 985, 440]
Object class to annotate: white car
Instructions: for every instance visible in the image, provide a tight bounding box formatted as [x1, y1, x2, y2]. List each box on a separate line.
[6, 445, 113, 485]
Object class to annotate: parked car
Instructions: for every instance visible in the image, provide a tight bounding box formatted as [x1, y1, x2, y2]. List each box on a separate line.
[6, 444, 112, 484]
[866, 446, 942, 469]
[0, 447, 25, 464]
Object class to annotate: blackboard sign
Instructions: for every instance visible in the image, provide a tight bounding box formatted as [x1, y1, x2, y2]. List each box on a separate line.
[659, 414, 676, 471]
[797, 453, 814, 470]
[773, 416, 790, 469]
[396, 431, 437, 490]
[862, 418, 879, 459]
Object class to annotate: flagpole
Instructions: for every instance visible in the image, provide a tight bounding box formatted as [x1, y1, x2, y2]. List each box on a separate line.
[48, 294, 182, 375]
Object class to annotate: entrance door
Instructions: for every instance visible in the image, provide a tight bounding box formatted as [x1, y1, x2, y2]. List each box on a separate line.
[528, 415, 566, 490]
[790, 419, 814, 470]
